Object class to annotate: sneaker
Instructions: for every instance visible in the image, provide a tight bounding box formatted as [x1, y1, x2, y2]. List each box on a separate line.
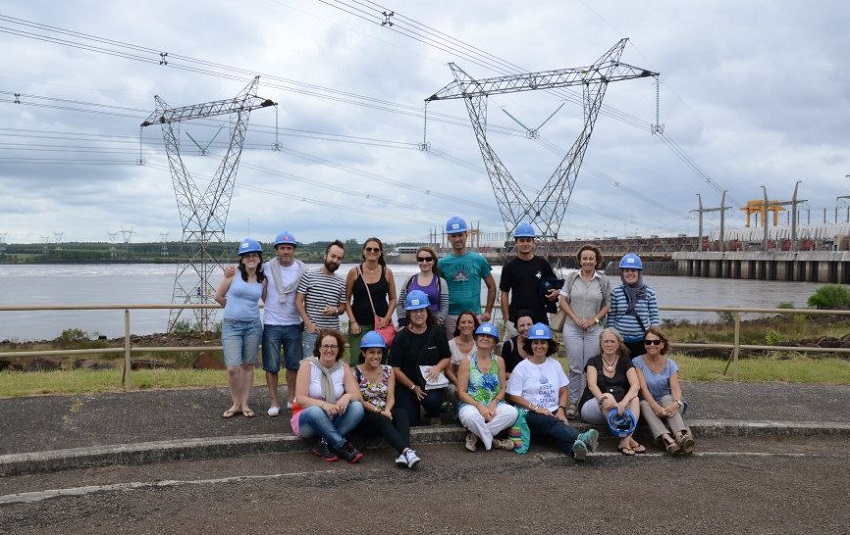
[464, 432, 478, 452]
[395, 453, 408, 467]
[337, 442, 364, 464]
[509, 409, 531, 454]
[267, 406, 280, 417]
[572, 439, 588, 461]
[576, 428, 599, 452]
[404, 449, 421, 469]
[493, 438, 515, 451]
[311, 439, 338, 462]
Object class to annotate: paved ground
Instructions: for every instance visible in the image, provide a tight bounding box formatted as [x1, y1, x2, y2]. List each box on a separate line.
[1, 381, 850, 476]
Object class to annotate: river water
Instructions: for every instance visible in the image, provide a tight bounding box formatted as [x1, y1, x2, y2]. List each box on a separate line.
[0, 263, 831, 341]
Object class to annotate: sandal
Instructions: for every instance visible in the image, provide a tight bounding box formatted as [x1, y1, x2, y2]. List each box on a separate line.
[242, 408, 255, 418]
[661, 434, 681, 456]
[629, 439, 647, 454]
[618, 442, 636, 456]
[222, 407, 240, 419]
[677, 430, 695, 455]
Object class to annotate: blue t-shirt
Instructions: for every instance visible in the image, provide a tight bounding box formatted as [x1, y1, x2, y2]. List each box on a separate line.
[440, 251, 492, 315]
[632, 355, 678, 401]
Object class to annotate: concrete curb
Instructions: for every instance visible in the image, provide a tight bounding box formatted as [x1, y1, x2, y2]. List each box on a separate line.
[2, 420, 849, 477]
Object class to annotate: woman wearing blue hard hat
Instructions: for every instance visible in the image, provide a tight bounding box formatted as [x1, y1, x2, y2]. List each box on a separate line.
[388, 290, 452, 426]
[579, 328, 644, 455]
[456, 322, 518, 452]
[506, 323, 599, 461]
[352, 331, 421, 469]
[606, 253, 660, 358]
[215, 238, 267, 419]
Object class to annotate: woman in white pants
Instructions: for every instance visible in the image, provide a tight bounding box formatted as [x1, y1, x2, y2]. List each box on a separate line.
[558, 245, 610, 418]
[456, 322, 518, 452]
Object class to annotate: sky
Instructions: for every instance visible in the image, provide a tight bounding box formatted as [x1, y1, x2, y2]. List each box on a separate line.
[1, 0, 849, 247]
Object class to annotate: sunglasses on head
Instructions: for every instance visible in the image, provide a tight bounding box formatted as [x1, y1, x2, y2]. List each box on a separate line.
[416, 256, 433, 262]
[644, 339, 663, 346]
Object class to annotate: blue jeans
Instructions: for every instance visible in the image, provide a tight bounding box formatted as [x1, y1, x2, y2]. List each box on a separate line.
[221, 318, 262, 367]
[262, 324, 303, 373]
[301, 330, 318, 359]
[297, 402, 365, 450]
[525, 411, 580, 456]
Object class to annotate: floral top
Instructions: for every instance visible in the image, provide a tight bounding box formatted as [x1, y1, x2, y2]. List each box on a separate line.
[355, 364, 391, 411]
[460, 352, 502, 407]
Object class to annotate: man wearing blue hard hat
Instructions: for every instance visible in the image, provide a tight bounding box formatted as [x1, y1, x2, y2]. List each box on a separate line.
[499, 222, 559, 329]
[440, 215, 496, 336]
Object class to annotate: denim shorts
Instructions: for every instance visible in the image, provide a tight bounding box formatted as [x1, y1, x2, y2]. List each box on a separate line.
[262, 323, 303, 373]
[221, 318, 263, 367]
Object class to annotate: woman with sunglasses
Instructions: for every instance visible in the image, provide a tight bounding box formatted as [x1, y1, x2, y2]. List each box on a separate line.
[396, 246, 448, 330]
[506, 323, 599, 461]
[215, 238, 267, 419]
[344, 237, 398, 364]
[579, 328, 643, 456]
[632, 327, 695, 455]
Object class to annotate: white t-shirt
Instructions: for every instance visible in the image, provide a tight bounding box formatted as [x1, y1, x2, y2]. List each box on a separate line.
[264, 260, 303, 325]
[506, 357, 569, 412]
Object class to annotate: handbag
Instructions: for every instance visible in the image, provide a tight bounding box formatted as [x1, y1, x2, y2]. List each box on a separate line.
[419, 364, 450, 390]
[358, 266, 396, 346]
[550, 308, 567, 331]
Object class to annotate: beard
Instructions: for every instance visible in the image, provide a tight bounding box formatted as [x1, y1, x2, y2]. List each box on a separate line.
[324, 259, 340, 273]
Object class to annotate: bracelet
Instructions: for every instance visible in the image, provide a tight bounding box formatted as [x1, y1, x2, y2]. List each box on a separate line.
[410, 384, 416, 391]
[594, 317, 600, 324]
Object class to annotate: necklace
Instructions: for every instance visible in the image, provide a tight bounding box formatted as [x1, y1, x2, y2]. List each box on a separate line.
[602, 355, 618, 372]
[364, 263, 378, 273]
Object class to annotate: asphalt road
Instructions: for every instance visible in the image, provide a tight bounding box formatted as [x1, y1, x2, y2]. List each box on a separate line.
[2, 436, 848, 535]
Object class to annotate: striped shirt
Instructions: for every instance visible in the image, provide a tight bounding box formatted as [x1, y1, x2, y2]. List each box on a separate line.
[606, 284, 660, 342]
[296, 268, 346, 329]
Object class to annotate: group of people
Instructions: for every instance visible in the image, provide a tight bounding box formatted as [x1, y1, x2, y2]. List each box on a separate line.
[213, 215, 693, 466]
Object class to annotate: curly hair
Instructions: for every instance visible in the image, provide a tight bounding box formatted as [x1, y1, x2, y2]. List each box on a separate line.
[313, 329, 347, 361]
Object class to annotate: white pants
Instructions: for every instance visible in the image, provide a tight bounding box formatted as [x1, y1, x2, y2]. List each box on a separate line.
[458, 402, 519, 450]
[562, 322, 603, 406]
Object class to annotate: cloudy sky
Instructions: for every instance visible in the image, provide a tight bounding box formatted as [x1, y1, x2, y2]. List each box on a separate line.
[1, 0, 849, 246]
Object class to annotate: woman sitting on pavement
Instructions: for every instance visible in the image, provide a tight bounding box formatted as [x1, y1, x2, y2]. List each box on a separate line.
[456, 322, 518, 452]
[445, 310, 479, 387]
[579, 328, 644, 456]
[290, 329, 365, 463]
[353, 331, 421, 469]
[506, 323, 599, 461]
[500, 311, 534, 378]
[632, 327, 695, 456]
[388, 290, 452, 426]
[215, 238, 267, 419]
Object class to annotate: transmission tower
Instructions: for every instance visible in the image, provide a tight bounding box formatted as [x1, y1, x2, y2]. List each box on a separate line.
[159, 232, 169, 257]
[0, 232, 7, 256]
[141, 76, 275, 331]
[426, 39, 657, 240]
[107, 231, 118, 259]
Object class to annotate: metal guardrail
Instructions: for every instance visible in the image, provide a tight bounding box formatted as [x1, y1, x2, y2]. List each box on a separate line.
[1, 304, 849, 384]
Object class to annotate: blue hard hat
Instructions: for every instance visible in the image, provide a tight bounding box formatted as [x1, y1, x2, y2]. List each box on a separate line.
[238, 238, 262, 255]
[606, 408, 637, 437]
[526, 322, 553, 340]
[513, 222, 536, 239]
[360, 330, 387, 349]
[404, 289, 431, 311]
[474, 322, 500, 339]
[445, 215, 468, 234]
[619, 253, 643, 270]
[273, 231, 297, 247]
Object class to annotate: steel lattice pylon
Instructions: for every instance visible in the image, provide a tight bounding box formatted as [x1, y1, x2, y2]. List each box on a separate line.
[141, 76, 275, 331]
[426, 39, 657, 240]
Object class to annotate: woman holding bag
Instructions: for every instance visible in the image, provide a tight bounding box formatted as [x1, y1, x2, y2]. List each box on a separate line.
[388, 290, 451, 426]
[344, 237, 397, 364]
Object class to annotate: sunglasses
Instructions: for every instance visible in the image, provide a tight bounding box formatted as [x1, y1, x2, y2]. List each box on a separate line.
[416, 257, 433, 262]
[364, 247, 381, 253]
[644, 339, 663, 346]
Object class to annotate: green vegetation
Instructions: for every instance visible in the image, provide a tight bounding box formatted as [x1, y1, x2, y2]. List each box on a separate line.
[807, 284, 850, 310]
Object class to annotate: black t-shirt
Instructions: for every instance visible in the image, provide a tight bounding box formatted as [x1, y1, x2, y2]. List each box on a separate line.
[499, 256, 556, 324]
[580, 354, 634, 407]
[351, 265, 390, 325]
[501, 335, 525, 373]
[388, 325, 450, 388]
